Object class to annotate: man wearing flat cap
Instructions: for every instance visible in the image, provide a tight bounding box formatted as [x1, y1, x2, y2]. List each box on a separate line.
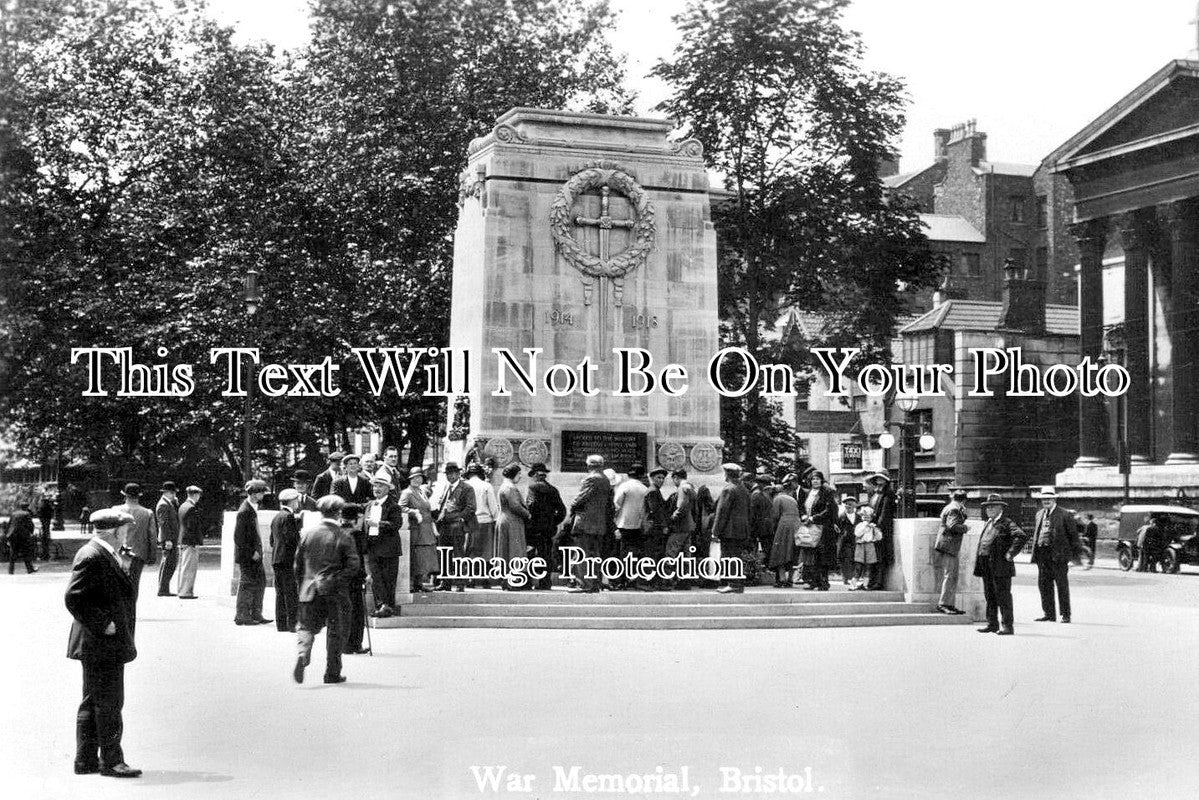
[177, 486, 203, 599]
[713, 463, 750, 593]
[271, 489, 303, 632]
[974, 494, 1028, 635]
[155, 482, 180, 597]
[233, 480, 271, 626]
[312, 453, 343, 500]
[642, 467, 671, 590]
[836, 495, 861, 587]
[933, 489, 969, 615]
[293, 495, 359, 684]
[65, 509, 141, 777]
[333, 454, 372, 505]
[113, 484, 156, 600]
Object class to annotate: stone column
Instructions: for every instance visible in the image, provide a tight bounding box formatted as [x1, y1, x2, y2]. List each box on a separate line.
[1070, 218, 1111, 468]
[1118, 211, 1152, 465]
[1162, 199, 1199, 465]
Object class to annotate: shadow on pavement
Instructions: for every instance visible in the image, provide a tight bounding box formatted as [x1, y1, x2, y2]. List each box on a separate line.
[133, 770, 234, 786]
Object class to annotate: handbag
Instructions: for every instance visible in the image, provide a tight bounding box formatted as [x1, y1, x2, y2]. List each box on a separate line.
[708, 539, 721, 562]
[794, 522, 820, 548]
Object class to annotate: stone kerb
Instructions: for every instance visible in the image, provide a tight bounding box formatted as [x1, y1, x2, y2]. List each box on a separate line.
[887, 517, 986, 621]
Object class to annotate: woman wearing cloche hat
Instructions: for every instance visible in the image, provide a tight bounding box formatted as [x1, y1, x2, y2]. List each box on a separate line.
[399, 467, 438, 592]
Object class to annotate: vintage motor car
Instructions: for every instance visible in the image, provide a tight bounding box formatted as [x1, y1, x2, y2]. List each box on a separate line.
[1115, 504, 1199, 573]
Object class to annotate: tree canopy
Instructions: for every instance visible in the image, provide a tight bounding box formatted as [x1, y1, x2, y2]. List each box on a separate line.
[652, 0, 939, 471]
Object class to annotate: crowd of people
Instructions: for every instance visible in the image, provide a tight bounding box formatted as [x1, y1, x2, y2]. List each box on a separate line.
[56, 447, 1096, 780]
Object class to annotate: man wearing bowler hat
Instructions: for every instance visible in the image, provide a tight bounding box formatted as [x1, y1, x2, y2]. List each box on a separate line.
[1031, 486, 1083, 623]
[974, 494, 1028, 635]
[177, 486, 203, 599]
[432, 462, 475, 591]
[113, 484, 156, 600]
[233, 479, 272, 626]
[155, 482, 180, 597]
[291, 470, 318, 512]
[66, 508, 141, 777]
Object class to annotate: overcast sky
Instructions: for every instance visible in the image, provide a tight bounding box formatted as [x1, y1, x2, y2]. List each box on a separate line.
[207, 0, 1199, 170]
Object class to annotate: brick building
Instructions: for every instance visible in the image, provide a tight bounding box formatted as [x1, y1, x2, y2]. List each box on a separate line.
[885, 121, 1080, 309]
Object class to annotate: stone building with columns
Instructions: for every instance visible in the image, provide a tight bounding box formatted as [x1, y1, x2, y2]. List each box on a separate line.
[1053, 59, 1199, 502]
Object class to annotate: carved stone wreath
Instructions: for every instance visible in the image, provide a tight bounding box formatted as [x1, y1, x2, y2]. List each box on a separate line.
[548, 161, 656, 280]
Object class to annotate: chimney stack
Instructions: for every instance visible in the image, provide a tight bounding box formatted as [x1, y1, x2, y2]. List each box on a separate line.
[945, 119, 987, 166]
[933, 128, 950, 162]
[999, 258, 1046, 332]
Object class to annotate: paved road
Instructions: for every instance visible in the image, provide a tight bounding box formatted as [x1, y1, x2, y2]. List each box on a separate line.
[2, 559, 1197, 800]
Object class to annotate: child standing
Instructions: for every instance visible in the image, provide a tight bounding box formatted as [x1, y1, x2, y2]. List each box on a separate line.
[852, 506, 882, 590]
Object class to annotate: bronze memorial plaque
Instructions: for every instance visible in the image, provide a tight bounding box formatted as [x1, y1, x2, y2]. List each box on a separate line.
[559, 430, 648, 474]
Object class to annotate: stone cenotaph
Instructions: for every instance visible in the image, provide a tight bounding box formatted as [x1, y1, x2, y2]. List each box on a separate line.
[445, 108, 723, 494]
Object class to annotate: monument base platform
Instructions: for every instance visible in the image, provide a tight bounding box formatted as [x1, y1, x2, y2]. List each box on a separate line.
[373, 586, 971, 630]
[1055, 464, 1199, 505]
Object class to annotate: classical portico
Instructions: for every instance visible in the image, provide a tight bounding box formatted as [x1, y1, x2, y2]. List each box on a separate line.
[1055, 60, 1199, 498]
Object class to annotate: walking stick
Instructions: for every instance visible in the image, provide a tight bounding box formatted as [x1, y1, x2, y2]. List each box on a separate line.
[362, 578, 373, 656]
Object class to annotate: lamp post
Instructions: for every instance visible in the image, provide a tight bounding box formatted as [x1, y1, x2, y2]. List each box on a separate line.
[242, 269, 261, 482]
[878, 395, 935, 518]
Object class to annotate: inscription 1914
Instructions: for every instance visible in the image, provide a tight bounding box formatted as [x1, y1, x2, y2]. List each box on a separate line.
[541, 307, 658, 330]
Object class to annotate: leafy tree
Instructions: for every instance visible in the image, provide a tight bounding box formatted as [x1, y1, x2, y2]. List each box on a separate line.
[652, 0, 938, 472]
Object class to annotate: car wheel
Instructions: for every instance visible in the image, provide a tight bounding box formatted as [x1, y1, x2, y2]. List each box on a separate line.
[1161, 549, 1179, 574]
[1117, 547, 1134, 571]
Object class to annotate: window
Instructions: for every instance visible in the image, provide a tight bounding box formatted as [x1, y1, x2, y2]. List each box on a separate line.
[1037, 195, 1048, 229]
[795, 382, 810, 412]
[912, 409, 933, 437]
[960, 252, 981, 276]
[796, 438, 810, 460]
[1036, 246, 1048, 277]
[1008, 248, 1027, 270]
[1009, 196, 1026, 223]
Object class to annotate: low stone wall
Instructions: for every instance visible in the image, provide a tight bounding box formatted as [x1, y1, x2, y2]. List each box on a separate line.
[886, 518, 987, 622]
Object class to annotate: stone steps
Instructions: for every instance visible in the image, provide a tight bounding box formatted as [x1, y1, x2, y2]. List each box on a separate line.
[372, 588, 968, 629]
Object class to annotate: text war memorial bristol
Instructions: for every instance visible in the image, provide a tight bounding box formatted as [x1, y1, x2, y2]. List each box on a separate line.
[7, 2, 1199, 798]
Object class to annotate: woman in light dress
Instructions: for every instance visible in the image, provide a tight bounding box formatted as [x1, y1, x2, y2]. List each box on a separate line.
[399, 466, 438, 592]
[495, 463, 532, 590]
[768, 473, 802, 587]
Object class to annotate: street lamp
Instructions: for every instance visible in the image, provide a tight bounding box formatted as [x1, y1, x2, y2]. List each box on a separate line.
[878, 394, 934, 518]
[242, 269, 261, 482]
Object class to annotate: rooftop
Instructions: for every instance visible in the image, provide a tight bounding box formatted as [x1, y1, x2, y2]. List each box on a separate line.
[900, 300, 1079, 336]
[919, 213, 985, 243]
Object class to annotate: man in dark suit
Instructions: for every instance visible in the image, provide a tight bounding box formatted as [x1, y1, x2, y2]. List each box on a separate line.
[1032, 487, 1082, 623]
[176, 486, 203, 599]
[567, 454, 613, 593]
[525, 463, 566, 590]
[290, 470, 318, 512]
[973, 494, 1028, 635]
[433, 462, 475, 592]
[293, 495, 359, 684]
[38, 491, 55, 559]
[332, 454, 373, 505]
[1083, 513, 1098, 565]
[364, 474, 403, 617]
[271, 489, 303, 632]
[114, 484, 156, 599]
[311, 452, 343, 499]
[155, 482, 180, 596]
[749, 474, 774, 563]
[339, 502, 370, 654]
[66, 509, 141, 777]
[663, 469, 697, 590]
[713, 463, 751, 593]
[6, 501, 38, 574]
[233, 480, 271, 626]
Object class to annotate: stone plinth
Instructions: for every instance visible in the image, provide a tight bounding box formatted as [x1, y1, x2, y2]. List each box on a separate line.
[885, 518, 986, 622]
[447, 108, 722, 490]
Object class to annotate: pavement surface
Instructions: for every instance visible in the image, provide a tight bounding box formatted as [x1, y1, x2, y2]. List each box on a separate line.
[2, 555, 1198, 800]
